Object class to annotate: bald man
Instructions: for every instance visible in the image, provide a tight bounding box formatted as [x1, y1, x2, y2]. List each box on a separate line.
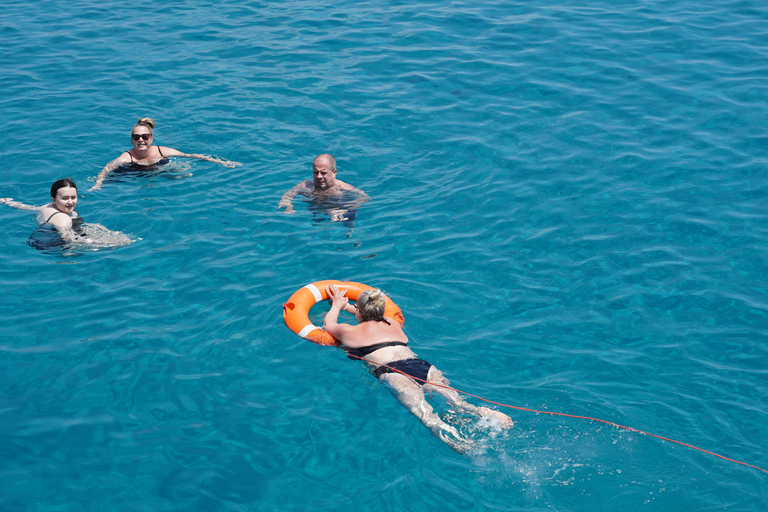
[278, 154, 369, 214]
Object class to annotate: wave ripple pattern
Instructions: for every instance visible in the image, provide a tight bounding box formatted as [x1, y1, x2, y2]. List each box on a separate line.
[1, 0, 767, 511]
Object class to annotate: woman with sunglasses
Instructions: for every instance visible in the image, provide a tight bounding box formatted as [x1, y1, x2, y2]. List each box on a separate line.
[89, 117, 240, 191]
[323, 284, 513, 453]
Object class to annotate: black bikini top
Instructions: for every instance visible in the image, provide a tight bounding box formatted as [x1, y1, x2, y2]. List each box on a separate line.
[125, 147, 169, 166]
[345, 341, 408, 359]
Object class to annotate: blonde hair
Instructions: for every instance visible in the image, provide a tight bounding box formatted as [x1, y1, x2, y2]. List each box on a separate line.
[133, 117, 156, 133]
[357, 288, 387, 322]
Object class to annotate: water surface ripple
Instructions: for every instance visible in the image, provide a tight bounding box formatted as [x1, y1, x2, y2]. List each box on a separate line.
[1, 0, 767, 510]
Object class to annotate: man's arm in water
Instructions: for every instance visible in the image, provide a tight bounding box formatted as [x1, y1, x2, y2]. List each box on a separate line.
[338, 181, 370, 206]
[277, 180, 312, 213]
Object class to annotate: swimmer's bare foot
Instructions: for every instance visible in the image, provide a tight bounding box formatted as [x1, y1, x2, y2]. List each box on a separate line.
[478, 406, 514, 428]
[438, 428, 474, 454]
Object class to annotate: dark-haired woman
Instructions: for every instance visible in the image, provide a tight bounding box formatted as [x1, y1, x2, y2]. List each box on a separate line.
[1, 179, 130, 246]
[324, 284, 513, 452]
[2, 178, 82, 238]
[89, 117, 240, 191]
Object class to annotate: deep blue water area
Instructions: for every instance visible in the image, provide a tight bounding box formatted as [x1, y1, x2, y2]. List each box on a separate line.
[1, 0, 767, 510]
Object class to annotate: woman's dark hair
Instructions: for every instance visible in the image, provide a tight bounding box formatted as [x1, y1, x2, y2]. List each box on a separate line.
[51, 178, 77, 199]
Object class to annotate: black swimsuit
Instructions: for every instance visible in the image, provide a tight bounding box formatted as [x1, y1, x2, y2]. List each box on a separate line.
[124, 147, 170, 168]
[372, 358, 433, 383]
[344, 341, 433, 385]
[43, 211, 84, 229]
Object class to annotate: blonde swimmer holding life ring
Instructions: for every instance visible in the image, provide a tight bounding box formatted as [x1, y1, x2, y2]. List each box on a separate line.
[284, 280, 513, 453]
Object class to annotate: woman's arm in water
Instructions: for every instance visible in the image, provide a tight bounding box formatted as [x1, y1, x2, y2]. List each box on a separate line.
[0, 198, 41, 211]
[90, 153, 133, 191]
[323, 284, 358, 342]
[45, 213, 79, 243]
[158, 146, 241, 168]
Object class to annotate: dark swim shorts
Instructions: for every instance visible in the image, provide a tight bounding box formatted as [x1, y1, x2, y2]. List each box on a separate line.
[372, 358, 432, 385]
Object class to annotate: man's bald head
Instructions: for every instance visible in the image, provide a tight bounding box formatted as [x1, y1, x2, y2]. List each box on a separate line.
[312, 154, 338, 191]
[313, 154, 336, 171]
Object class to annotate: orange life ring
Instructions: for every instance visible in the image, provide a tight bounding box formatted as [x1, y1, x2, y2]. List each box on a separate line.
[283, 280, 405, 346]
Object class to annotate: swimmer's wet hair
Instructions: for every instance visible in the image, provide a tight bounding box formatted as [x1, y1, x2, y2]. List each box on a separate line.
[51, 178, 77, 198]
[134, 117, 156, 132]
[357, 288, 388, 323]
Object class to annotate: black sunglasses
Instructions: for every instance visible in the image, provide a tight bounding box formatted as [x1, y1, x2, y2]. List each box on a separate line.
[132, 133, 152, 141]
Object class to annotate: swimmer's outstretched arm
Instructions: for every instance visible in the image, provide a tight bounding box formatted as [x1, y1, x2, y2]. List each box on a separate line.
[55, 226, 78, 243]
[90, 155, 131, 191]
[0, 198, 41, 211]
[159, 147, 241, 168]
[277, 181, 311, 214]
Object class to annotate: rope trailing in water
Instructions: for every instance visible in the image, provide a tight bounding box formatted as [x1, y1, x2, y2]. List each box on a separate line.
[350, 354, 768, 475]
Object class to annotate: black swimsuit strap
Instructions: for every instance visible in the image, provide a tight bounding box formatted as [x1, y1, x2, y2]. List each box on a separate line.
[346, 341, 408, 358]
[367, 340, 408, 352]
[126, 148, 164, 162]
[45, 211, 64, 223]
[360, 315, 391, 325]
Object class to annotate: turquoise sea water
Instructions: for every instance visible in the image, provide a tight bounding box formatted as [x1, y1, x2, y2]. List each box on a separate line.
[2, 0, 767, 510]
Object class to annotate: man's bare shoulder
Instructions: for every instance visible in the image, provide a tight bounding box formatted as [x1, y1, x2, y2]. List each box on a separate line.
[337, 180, 367, 197]
[286, 180, 314, 193]
[336, 180, 357, 191]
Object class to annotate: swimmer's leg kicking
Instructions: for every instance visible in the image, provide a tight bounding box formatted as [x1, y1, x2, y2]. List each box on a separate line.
[423, 366, 514, 427]
[379, 371, 473, 453]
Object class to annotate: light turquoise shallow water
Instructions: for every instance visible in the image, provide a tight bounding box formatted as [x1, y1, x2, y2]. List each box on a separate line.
[2, 0, 767, 510]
